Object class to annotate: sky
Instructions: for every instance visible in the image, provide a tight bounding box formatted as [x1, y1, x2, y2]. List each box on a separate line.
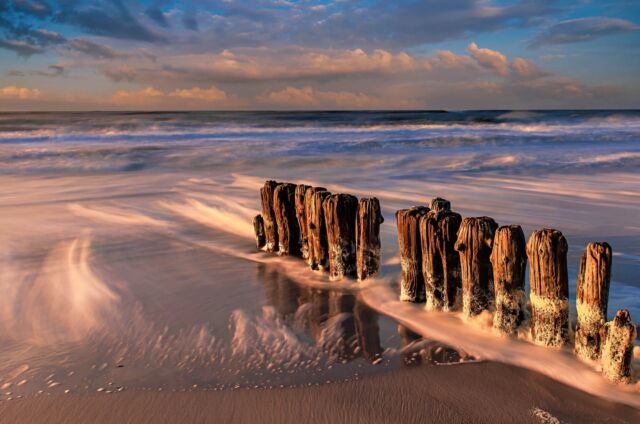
[0, 0, 639, 110]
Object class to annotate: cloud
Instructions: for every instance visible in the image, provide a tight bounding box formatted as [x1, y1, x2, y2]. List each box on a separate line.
[257, 0, 557, 49]
[510, 57, 547, 78]
[0, 85, 41, 99]
[11, 0, 52, 18]
[169, 86, 227, 101]
[109, 85, 239, 108]
[182, 10, 198, 31]
[0, 38, 44, 57]
[69, 39, 120, 59]
[467, 42, 509, 76]
[99, 47, 437, 87]
[110, 87, 164, 105]
[145, 5, 169, 28]
[56, 0, 165, 42]
[529, 17, 639, 48]
[32, 29, 66, 45]
[429, 50, 475, 70]
[257, 86, 383, 109]
[5, 64, 66, 78]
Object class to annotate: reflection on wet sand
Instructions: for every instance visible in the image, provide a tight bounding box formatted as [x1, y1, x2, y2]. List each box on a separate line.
[258, 263, 472, 368]
[258, 264, 382, 363]
[398, 325, 474, 367]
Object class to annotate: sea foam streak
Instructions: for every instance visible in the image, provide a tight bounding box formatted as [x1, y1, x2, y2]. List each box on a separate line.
[0, 234, 120, 345]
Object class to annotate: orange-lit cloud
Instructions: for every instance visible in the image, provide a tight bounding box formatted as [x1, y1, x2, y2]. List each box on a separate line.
[510, 57, 546, 78]
[467, 42, 509, 76]
[257, 86, 383, 109]
[108, 86, 243, 109]
[169, 86, 228, 102]
[0, 85, 42, 99]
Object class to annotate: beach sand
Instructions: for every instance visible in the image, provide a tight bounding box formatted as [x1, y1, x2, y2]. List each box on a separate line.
[2, 361, 638, 423]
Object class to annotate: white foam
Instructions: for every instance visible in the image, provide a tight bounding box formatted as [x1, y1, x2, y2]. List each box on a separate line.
[359, 279, 640, 408]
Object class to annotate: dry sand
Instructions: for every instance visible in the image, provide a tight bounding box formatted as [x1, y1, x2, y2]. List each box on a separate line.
[1, 361, 638, 424]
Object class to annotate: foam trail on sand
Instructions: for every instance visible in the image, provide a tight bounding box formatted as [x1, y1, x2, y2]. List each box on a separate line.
[161, 199, 255, 239]
[0, 234, 120, 345]
[359, 279, 640, 408]
[68, 204, 169, 228]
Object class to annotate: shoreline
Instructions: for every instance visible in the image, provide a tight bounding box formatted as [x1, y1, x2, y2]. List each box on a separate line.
[1, 361, 638, 423]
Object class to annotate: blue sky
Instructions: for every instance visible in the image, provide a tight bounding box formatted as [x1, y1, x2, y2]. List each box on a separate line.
[0, 0, 638, 110]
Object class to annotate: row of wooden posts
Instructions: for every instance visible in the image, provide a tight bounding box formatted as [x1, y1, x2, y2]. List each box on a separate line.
[253, 181, 636, 383]
[396, 198, 636, 383]
[253, 180, 383, 281]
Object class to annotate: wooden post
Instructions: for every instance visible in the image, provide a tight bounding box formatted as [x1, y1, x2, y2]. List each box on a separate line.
[429, 197, 451, 213]
[454, 217, 498, 319]
[438, 210, 462, 311]
[526, 229, 569, 347]
[356, 197, 384, 281]
[575, 242, 612, 361]
[490, 225, 527, 335]
[419, 207, 462, 311]
[295, 184, 312, 260]
[273, 183, 300, 256]
[260, 180, 281, 252]
[599, 309, 636, 383]
[323, 194, 358, 280]
[396, 206, 429, 302]
[253, 214, 266, 250]
[307, 189, 331, 270]
[420, 211, 443, 310]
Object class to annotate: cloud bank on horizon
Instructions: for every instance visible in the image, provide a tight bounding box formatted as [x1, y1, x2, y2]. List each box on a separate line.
[0, 0, 638, 110]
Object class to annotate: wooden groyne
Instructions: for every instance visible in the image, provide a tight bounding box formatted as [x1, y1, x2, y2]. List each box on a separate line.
[253, 183, 637, 383]
[254, 180, 382, 281]
[392, 197, 637, 383]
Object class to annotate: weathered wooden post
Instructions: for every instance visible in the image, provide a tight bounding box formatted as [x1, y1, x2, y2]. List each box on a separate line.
[273, 183, 300, 256]
[526, 229, 569, 347]
[323, 193, 358, 280]
[575, 242, 612, 361]
[438, 210, 462, 311]
[260, 180, 281, 252]
[253, 214, 266, 249]
[419, 205, 462, 311]
[599, 309, 636, 383]
[396, 206, 429, 302]
[490, 225, 527, 335]
[356, 197, 384, 281]
[429, 197, 450, 213]
[454, 217, 498, 319]
[420, 211, 442, 310]
[295, 184, 312, 259]
[307, 189, 331, 270]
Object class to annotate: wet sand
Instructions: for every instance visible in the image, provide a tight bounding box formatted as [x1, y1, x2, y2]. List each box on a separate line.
[2, 362, 638, 424]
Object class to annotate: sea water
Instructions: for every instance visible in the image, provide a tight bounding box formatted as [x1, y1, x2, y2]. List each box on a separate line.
[0, 110, 638, 403]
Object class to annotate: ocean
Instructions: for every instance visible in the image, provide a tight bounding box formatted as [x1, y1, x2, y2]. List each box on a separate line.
[0, 110, 639, 405]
